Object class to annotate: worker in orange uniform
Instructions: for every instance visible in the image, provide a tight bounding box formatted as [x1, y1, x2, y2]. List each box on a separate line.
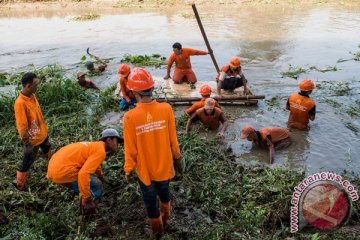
[164, 42, 208, 84]
[123, 68, 182, 237]
[85, 55, 108, 74]
[217, 56, 249, 96]
[14, 72, 51, 190]
[286, 79, 316, 130]
[118, 64, 136, 111]
[77, 72, 99, 90]
[186, 98, 228, 138]
[184, 84, 221, 116]
[47, 129, 122, 215]
[240, 125, 291, 164]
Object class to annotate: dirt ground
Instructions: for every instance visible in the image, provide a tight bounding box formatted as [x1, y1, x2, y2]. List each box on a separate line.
[1, 0, 360, 12]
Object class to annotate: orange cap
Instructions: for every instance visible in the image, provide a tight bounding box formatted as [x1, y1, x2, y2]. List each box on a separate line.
[118, 64, 131, 77]
[299, 79, 316, 91]
[127, 67, 154, 92]
[199, 84, 211, 95]
[204, 97, 216, 110]
[240, 125, 255, 139]
[77, 72, 86, 79]
[229, 56, 241, 68]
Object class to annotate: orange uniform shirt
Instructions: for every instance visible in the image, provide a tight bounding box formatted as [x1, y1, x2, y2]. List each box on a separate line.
[47, 141, 106, 199]
[14, 92, 48, 146]
[193, 107, 225, 130]
[119, 76, 135, 101]
[259, 128, 290, 144]
[123, 100, 181, 186]
[167, 48, 207, 72]
[184, 98, 221, 116]
[287, 93, 316, 130]
[216, 65, 242, 80]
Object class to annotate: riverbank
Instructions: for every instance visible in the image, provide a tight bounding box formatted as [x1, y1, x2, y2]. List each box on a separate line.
[2, 0, 360, 13]
[0, 65, 359, 239]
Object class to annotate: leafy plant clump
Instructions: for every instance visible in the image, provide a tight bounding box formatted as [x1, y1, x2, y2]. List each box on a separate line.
[70, 13, 100, 21]
[309, 65, 338, 73]
[120, 54, 167, 68]
[281, 65, 308, 79]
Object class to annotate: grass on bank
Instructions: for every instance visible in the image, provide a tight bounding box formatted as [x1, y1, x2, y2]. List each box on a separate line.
[0, 65, 359, 239]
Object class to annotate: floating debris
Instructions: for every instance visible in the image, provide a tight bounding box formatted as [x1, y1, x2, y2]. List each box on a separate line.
[70, 13, 100, 21]
[281, 65, 307, 79]
[120, 54, 167, 68]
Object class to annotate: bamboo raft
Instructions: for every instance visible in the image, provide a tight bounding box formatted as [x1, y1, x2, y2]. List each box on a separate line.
[115, 78, 264, 106]
[153, 78, 264, 106]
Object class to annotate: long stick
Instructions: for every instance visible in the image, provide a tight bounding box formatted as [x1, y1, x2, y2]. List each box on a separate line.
[192, 4, 220, 73]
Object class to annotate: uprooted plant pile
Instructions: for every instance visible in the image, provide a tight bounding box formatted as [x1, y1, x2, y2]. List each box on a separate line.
[120, 54, 167, 68]
[1, 65, 360, 239]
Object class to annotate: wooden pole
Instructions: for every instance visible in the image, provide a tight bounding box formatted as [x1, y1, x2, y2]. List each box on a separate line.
[192, 4, 220, 73]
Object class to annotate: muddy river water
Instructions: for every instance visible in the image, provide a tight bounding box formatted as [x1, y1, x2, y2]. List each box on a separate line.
[1, 4, 359, 176]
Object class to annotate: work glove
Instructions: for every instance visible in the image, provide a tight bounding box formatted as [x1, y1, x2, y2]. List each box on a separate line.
[24, 141, 34, 155]
[80, 197, 97, 216]
[173, 158, 184, 175]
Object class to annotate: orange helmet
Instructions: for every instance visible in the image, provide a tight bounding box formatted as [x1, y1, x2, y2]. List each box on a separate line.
[118, 64, 131, 77]
[199, 84, 211, 95]
[240, 125, 255, 139]
[299, 79, 316, 91]
[229, 56, 241, 68]
[127, 67, 154, 92]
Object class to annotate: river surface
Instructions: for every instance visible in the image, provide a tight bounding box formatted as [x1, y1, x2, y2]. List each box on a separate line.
[1, 4, 359, 176]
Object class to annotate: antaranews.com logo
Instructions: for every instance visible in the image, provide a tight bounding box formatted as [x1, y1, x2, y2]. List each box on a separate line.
[290, 172, 359, 233]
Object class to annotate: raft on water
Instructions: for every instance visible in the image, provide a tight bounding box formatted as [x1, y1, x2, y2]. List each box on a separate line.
[153, 77, 264, 106]
[115, 77, 265, 106]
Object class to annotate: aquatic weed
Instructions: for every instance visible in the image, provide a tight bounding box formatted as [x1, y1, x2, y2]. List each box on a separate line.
[121, 54, 167, 68]
[70, 13, 100, 21]
[281, 65, 307, 79]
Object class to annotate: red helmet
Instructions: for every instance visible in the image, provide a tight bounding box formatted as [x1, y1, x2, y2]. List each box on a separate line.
[127, 67, 154, 92]
[118, 64, 131, 77]
[199, 84, 211, 95]
[299, 79, 316, 91]
[229, 56, 241, 68]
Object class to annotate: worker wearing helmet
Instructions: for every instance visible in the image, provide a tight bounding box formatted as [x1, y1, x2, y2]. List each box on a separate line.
[184, 84, 221, 116]
[240, 125, 291, 164]
[217, 56, 249, 96]
[118, 64, 136, 111]
[85, 55, 108, 74]
[47, 129, 123, 215]
[186, 98, 228, 138]
[76, 72, 99, 90]
[286, 79, 316, 130]
[123, 68, 182, 237]
[164, 42, 208, 84]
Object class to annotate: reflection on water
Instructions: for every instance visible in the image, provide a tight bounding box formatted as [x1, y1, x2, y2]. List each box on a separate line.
[1, 4, 360, 176]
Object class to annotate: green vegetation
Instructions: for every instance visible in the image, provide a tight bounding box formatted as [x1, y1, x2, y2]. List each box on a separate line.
[70, 13, 100, 21]
[281, 65, 307, 79]
[354, 51, 360, 61]
[309, 65, 338, 73]
[120, 54, 167, 68]
[1, 66, 359, 239]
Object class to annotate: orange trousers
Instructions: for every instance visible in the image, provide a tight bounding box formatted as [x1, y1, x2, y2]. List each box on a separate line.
[173, 68, 197, 84]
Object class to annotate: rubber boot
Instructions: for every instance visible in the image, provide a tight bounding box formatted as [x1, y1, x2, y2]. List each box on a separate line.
[16, 171, 27, 191]
[160, 201, 171, 226]
[148, 216, 164, 237]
